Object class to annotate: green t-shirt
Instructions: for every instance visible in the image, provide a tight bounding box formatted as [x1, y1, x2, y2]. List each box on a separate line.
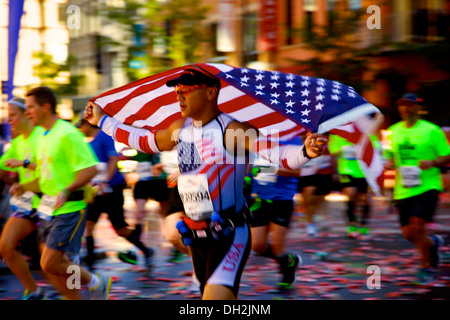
[387, 119, 450, 200]
[0, 126, 45, 184]
[328, 134, 381, 181]
[0, 126, 45, 208]
[36, 119, 98, 215]
[132, 151, 166, 180]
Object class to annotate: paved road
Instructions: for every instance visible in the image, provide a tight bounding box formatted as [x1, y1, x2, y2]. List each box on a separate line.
[1, 189, 449, 301]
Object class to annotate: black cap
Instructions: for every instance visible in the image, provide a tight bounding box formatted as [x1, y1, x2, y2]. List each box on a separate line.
[396, 93, 423, 105]
[166, 69, 221, 88]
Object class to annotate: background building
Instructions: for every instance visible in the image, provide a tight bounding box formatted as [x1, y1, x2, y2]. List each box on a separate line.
[2, 0, 449, 129]
[0, 0, 72, 121]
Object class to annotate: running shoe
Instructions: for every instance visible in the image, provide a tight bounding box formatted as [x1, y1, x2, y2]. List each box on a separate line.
[89, 273, 112, 300]
[306, 223, 317, 237]
[413, 268, 437, 285]
[430, 235, 444, 268]
[359, 226, 370, 235]
[168, 248, 185, 263]
[188, 273, 201, 294]
[279, 253, 302, 288]
[118, 250, 138, 265]
[22, 287, 46, 300]
[144, 248, 155, 275]
[346, 225, 359, 238]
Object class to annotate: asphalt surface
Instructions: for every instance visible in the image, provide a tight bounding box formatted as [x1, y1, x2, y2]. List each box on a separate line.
[1, 189, 450, 301]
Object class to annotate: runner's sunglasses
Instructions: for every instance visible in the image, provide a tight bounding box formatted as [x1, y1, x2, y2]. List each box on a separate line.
[174, 84, 208, 95]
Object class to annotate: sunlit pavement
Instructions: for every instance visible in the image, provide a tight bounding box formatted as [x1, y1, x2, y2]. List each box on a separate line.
[1, 188, 450, 300]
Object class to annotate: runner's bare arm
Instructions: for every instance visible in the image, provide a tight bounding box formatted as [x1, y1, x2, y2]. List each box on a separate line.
[56, 165, 98, 209]
[84, 101, 183, 153]
[10, 178, 41, 196]
[224, 121, 328, 169]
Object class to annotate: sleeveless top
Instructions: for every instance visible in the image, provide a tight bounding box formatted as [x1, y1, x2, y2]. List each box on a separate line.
[177, 113, 247, 220]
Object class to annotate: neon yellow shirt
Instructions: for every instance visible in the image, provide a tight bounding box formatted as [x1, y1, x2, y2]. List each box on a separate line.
[328, 134, 380, 179]
[36, 119, 98, 215]
[0, 126, 45, 208]
[387, 119, 450, 199]
[0, 126, 44, 184]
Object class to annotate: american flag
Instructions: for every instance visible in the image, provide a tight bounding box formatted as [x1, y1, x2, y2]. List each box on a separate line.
[91, 63, 384, 195]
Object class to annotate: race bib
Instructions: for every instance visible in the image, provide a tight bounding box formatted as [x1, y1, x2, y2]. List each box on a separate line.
[136, 161, 153, 180]
[37, 194, 57, 221]
[178, 174, 214, 221]
[318, 155, 332, 169]
[10, 191, 35, 215]
[253, 157, 277, 184]
[342, 145, 357, 160]
[92, 162, 108, 183]
[399, 166, 421, 188]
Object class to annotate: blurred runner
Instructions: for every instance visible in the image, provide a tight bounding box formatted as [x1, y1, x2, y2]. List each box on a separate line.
[249, 136, 302, 291]
[385, 93, 450, 283]
[328, 133, 380, 238]
[10, 87, 110, 300]
[77, 119, 154, 273]
[0, 97, 45, 299]
[297, 132, 333, 236]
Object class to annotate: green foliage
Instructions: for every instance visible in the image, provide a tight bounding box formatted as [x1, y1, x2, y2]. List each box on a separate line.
[101, 0, 211, 80]
[288, 8, 376, 92]
[32, 52, 85, 98]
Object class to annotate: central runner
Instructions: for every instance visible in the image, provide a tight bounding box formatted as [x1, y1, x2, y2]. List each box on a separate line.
[84, 69, 327, 299]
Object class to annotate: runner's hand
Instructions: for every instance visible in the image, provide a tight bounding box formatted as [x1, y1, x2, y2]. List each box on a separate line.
[167, 171, 180, 184]
[419, 159, 435, 170]
[304, 133, 328, 158]
[9, 183, 25, 197]
[4, 159, 24, 168]
[84, 101, 105, 126]
[56, 189, 70, 209]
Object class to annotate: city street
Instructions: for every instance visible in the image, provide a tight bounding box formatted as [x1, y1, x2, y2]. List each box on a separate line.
[1, 189, 449, 301]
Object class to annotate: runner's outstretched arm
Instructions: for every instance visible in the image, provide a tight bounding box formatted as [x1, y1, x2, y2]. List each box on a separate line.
[84, 101, 182, 153]
[225, 121, 328, 170]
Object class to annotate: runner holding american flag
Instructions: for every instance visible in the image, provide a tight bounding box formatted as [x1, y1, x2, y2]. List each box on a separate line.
[84, 67, 328, 300]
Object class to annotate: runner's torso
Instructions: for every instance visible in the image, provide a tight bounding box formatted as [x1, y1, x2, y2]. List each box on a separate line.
[176, 113, 247, 221]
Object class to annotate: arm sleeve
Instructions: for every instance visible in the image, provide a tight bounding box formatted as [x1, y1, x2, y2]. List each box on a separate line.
[251, 136, 310, 170]
[99, 116, 160, 154]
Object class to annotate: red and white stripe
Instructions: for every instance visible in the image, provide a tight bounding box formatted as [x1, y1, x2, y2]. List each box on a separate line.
[92, 64, 304, 142]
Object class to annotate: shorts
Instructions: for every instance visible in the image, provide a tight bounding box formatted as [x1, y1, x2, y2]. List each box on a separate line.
[395, 189, 439, 227]
[191, 223, 251, 297]
[339, 175, 368, 194]
[133, 179, 168, 202]
[87, 184, 128, 230]
[298, 174, 333, 195]
[165, 187, 184, 217]
[250, 199, 294, 228]
[39, 209, 86, 253]
[11, 209, 40, 225]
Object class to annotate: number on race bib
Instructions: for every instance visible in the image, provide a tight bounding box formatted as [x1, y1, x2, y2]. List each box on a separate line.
[399, 166, 421, 188]
[10, 191, 35, 215]
[178, 174, 214, 221]
[37, 194, 57, 221]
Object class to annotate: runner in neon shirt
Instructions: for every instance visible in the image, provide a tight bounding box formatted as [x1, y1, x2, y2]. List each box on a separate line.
[328, 133, 380, 238]
[10, 87, 111, 300]
[0, 97, 45, 299]
[385, 93, 450, 283]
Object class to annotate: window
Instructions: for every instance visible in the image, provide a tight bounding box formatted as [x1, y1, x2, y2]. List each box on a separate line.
[243, 12, 257, 65]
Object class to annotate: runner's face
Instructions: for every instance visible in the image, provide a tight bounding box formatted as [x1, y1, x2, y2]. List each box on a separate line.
[398, 103, 419, 122]
[176, 86, 210, 119]
[25, 95, 45, 127]
[7, 104, 27, 134]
